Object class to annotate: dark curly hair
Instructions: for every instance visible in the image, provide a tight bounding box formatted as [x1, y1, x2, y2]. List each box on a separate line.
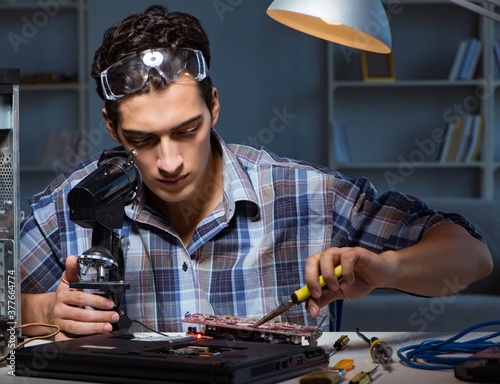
[91, 5, 214, 127]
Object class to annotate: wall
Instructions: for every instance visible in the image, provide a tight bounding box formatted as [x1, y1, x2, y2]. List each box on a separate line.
[87, 0, 328, 165]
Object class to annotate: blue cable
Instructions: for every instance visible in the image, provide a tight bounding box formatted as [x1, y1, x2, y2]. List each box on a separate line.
[397, 320, 500, 370]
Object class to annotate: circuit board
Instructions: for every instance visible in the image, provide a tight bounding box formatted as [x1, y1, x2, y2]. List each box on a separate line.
[183, 313, 323, 346]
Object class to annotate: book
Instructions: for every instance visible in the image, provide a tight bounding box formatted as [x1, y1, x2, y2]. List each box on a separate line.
[439, 118, 460, 163]
[465, 40, 482, 79]
[464, 115, 483, 162]
[446, 116, 467, 162]
[458, 38, 481, 80]
[448, 40, 468, 80]
[455, 114, 474, 162]
[332, 121, 351, 163]
[440, 116, 466, 163]
[494, 39, 500, 70]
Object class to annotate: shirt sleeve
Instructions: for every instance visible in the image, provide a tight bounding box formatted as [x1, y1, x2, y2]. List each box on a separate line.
[20, 154, 100, 294]
[332, 175, 483, 252]
[20, 207, 65, 293]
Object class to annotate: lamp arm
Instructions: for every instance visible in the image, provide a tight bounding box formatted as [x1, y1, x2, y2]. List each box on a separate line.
[449, 0, 500, 23]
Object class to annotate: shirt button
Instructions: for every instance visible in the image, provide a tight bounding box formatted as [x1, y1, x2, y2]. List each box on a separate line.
[182, 262, 188, 272]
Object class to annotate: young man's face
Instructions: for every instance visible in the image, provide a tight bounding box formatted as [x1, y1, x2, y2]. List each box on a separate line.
[103, 83, 220, 208]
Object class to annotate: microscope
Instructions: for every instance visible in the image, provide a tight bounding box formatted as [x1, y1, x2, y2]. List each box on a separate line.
[67, 148, 141, 332]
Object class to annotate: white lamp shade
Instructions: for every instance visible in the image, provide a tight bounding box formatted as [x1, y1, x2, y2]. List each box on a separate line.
[267, 0, 392, 53]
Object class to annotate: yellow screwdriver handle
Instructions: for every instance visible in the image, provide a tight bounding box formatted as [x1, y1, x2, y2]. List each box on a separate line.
[334, 358, 354, 371]
[292, 265, 343, 304]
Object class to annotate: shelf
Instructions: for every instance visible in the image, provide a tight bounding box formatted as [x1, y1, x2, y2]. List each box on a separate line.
[0, 2, 79, 11]
[334, 162, 485, 169]
[20, 83, 84, 92]
[0, 0, 89, 213]
[332, 79, 486, 89]
[328, 1, 495, 200]
[20, 165, 57, 173]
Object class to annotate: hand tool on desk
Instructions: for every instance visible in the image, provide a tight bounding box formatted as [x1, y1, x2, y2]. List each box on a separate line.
[330, 334, 350, 356]
[299, 358, 354, 384]
[253, 265, 343, 327]
[355, 328, 393, 367]
[349, 365, 380, 384]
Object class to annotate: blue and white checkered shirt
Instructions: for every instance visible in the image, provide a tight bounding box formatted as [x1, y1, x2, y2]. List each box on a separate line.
[20, 130, 481, 332]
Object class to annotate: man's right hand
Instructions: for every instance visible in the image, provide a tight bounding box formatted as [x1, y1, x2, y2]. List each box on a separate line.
[22, 255, 119, 341]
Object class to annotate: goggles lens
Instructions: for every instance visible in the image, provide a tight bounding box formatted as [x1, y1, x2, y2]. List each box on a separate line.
[100, 48, 207, 101]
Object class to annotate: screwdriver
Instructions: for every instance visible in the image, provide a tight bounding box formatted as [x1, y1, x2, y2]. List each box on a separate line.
[355, 328, 393, 367]
[299, 359, 353, 384]
[253, 265, 343, 327]
[349, 365, 380, 384]
[330, 334, 350, 357]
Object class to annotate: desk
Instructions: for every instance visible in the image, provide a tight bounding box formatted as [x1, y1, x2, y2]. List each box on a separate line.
[1, 331, 497, 384]
[279, 331, 497, 384]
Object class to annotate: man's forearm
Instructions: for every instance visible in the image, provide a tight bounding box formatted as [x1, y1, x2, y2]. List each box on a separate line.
[383, 223, 493, 297]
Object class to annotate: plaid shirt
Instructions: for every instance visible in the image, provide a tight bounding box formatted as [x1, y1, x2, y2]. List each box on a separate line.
[20, 131, 481, 332]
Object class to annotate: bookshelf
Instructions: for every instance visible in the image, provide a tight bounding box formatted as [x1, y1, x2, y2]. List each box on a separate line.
[492, 7, 500, 199]
[0, 0, 89, 213]
[328, 0, 499, 200]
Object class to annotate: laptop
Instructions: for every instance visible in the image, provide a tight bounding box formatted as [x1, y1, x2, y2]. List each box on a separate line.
[15, 331, 329, 384]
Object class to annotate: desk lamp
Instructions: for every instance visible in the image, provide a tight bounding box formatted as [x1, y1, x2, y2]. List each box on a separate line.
[267, 0, 500, 54]
[266, 0, 392, 53]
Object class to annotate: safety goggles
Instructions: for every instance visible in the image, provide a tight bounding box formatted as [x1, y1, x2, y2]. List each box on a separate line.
[100, 48, 208, 101]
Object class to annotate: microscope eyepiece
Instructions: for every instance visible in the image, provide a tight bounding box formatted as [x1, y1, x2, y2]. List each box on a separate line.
[68, 149, 141, 229]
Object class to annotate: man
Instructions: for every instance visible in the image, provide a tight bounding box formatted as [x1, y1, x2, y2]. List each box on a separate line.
[20, 5, 492, 339]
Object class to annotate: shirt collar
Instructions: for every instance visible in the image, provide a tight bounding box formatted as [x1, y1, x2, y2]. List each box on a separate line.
[212, 130, 260, 220]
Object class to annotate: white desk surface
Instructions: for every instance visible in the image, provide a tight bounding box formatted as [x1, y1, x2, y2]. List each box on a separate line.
[1, 331, 497, 384]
